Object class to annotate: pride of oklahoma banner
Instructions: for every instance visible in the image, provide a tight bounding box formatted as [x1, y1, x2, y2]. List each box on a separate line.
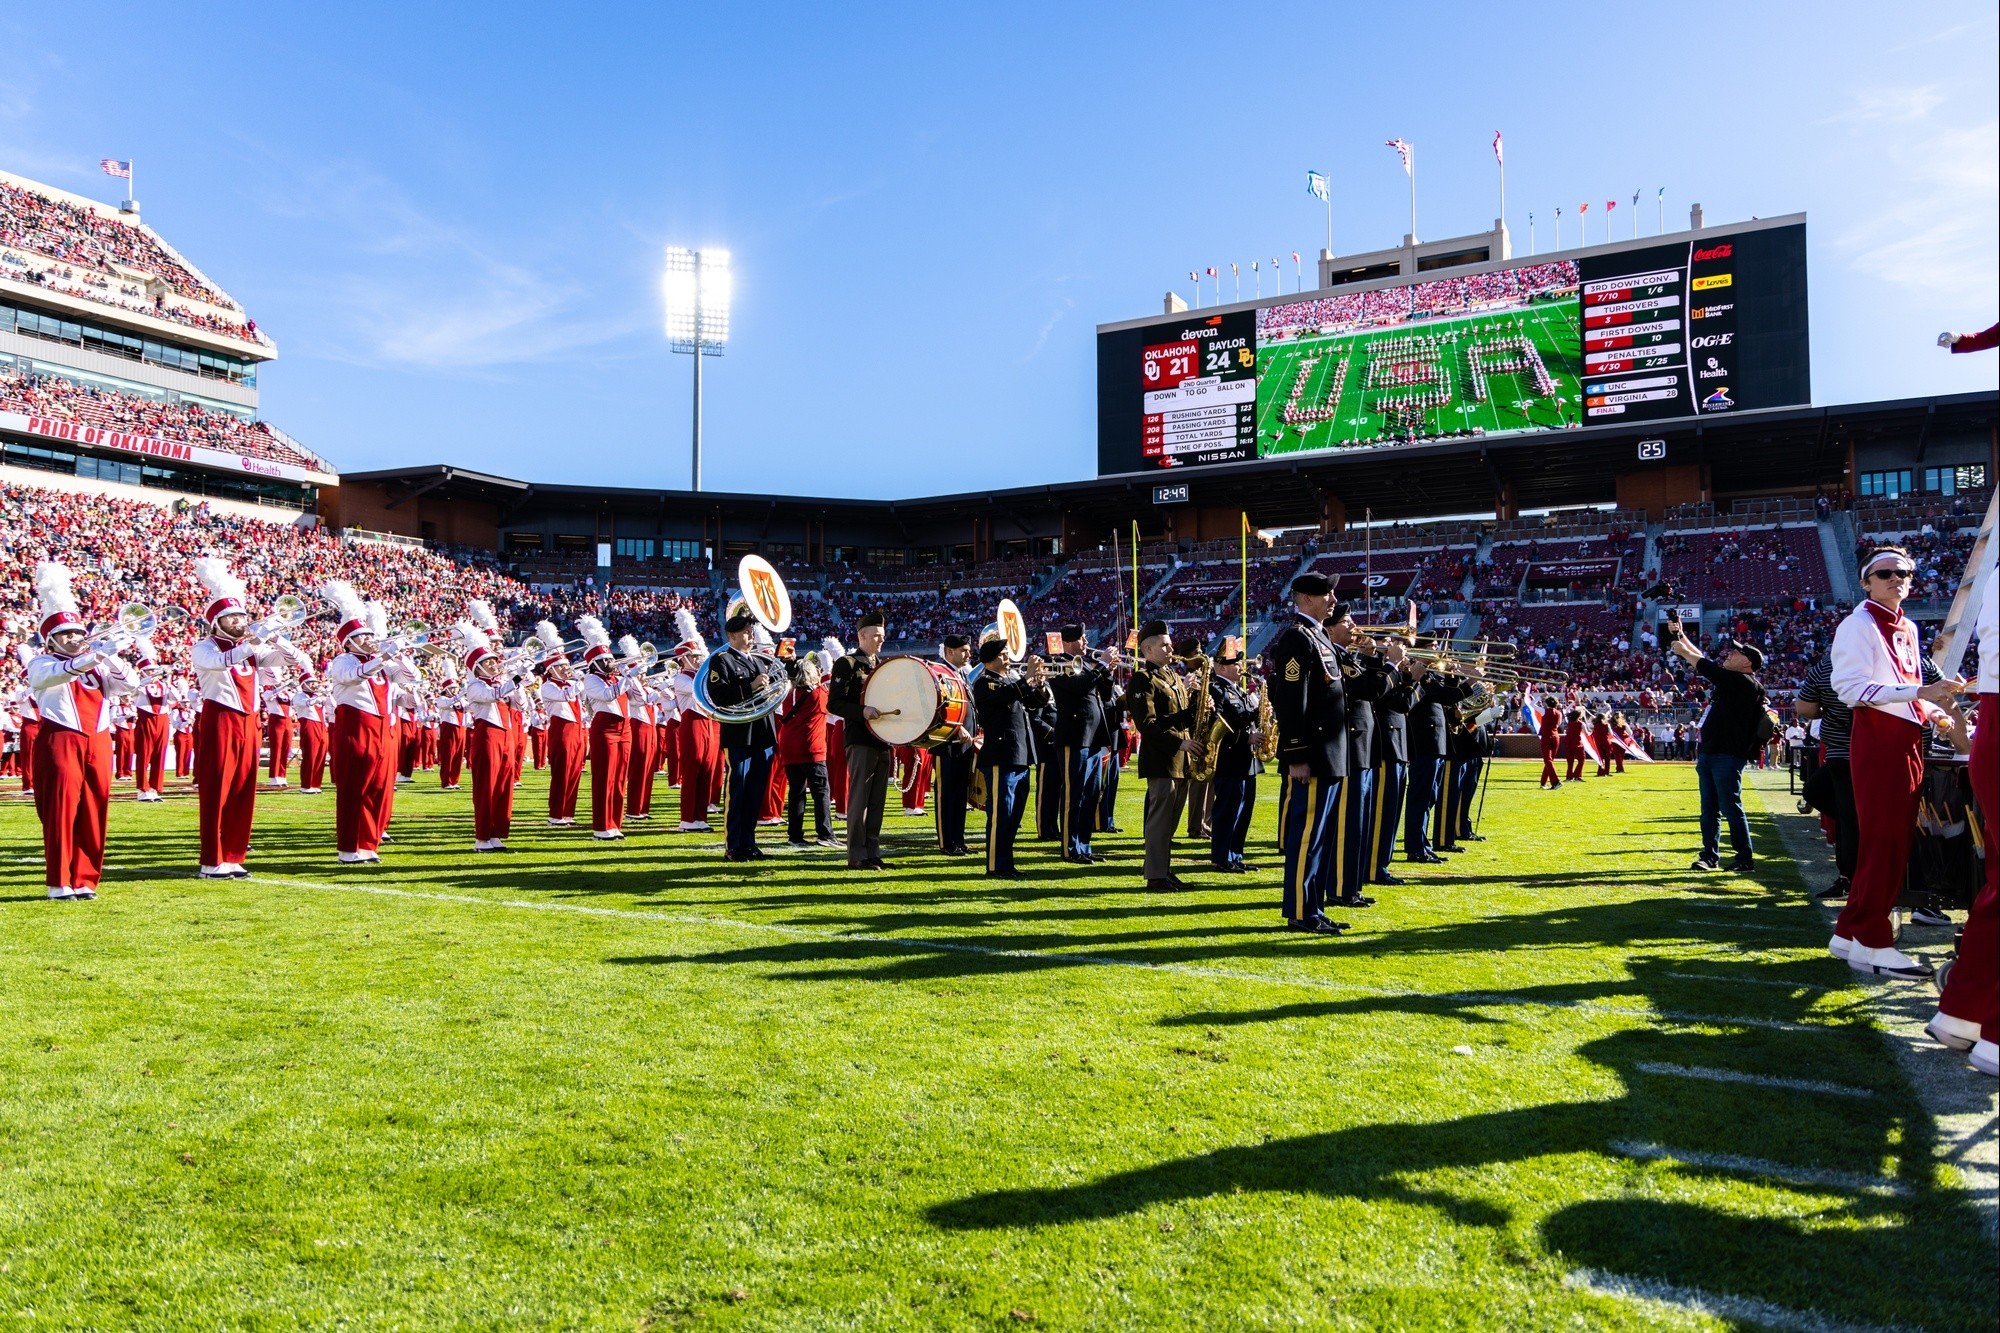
[0, 410, 333, 485]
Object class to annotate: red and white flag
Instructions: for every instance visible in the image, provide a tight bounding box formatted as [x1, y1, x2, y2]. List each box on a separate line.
[1578, 201, 1589, 214]
[1205, 266, 1217, 279]
[1606, 199, 1617, 213]
[1491, 131, 1503, 166]
[100, 158, 131, 179]
[1385, 139, 1413, 175]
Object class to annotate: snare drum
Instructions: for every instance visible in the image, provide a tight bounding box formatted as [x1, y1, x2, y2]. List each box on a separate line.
[863, 657, 971, 747]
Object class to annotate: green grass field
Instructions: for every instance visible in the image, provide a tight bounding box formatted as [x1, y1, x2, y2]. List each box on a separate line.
[1256, 297, 1583, 455]
[2, 763, 1993, 1329]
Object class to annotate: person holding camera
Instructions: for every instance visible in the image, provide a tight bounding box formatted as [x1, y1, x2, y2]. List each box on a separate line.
[1664, 611, 1769, 873]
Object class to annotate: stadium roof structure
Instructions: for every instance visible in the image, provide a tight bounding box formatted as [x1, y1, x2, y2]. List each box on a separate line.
[344, 390, 1997, 539]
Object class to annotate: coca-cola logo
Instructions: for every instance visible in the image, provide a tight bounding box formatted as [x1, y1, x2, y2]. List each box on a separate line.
[1692, 244, 1733, 261]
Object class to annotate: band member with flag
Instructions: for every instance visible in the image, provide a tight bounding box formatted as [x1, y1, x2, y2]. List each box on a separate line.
[1537, 696, 1563, 788]
[1828, 547, 1966, 979]
[829, 610, 891, 871]
[190, 555, 297, 879]
[456, 617, 529, 851]
[27, 561, 138, 900]
[578, 616, 637, 840]
[1269, 574, 1347, 934]
[972, 635, 1049, 879]
[323, 581, 420, 864]
[1049, 623, 1115, 863]
[932, 633, 977, 856]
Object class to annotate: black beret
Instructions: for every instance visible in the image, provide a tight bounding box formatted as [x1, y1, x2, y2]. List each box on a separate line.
[1059, 623, 1085, 642]
[724, 611, 756, 634]
[1291, 572, 1333, 596]
[978, 638, 1008, 664]
[941, 633, 970, 649]
[1326, 602, 1353, 626]
[1174, 638, 1207, 661]
[857, 609, 886, 630]
[1139, 619, 1170, 644]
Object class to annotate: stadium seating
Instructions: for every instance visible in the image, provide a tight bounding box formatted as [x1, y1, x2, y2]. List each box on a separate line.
[1657, 524, 1830, 601]
[1, 365, 323, 472]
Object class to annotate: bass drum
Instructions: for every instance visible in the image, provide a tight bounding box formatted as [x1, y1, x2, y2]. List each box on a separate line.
[863, 656, 970, 747]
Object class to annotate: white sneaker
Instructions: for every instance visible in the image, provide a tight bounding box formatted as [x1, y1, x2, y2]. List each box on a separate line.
[300, 787, 321, 794]
[1848, 945, 1934, 980]
[1926, 1011, 1980, 1051]
[339, 852, 367, 863]
[1971, 1039, 1998, 1077]
[71, 887, 96, 900]
[269, 778, 288, 788]
[361, 851, 381, 863]
[197, 865, 232, 879]
[1827, 934, 1854, 961]
[47, 886, 74, 900]
[593, 831, 620, 841]
[473, 839, 496, 852]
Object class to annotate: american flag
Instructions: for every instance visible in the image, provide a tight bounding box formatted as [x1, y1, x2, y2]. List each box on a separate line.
[1491, 131, 1503, 166]
[100, 158, 131, 179]
[1385, 138, 1413, 175]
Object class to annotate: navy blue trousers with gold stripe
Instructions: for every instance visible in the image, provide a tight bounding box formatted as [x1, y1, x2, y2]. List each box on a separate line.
[982, 764, 1030, 875]
[1061, 745, 1102, 858]
[1373, 760, 1406, 879]
[1340, 764, 1374, 899]
[1277, 773, 1340, 922]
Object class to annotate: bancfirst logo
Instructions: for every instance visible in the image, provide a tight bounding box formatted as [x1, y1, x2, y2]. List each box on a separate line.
[1690, 303, 1735, 319]
[1691, 332, 1735, 348]
[1692, 243, 1733, 262]
[1692, 273, 1733, 291]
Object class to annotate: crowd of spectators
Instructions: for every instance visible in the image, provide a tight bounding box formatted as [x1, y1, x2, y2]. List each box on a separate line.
[1, 364, 320, 471]
[1851, 526, 1979, 604]
[1256, 260, 1578, 340]
[1657, 524, 1829, 600]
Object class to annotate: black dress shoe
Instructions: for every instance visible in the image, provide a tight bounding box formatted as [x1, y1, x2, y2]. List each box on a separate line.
[1439, 844, 1464, 854]
[1410, 852, 1446, 865]
[1373, 871, 1406, 886]
[1461, 833, 1486, 842]
[1332, 894, 1376, 908]
[1147, 878, 1178, 891]
[1285, 917, 1348, 935]
[1101, 825, 1124, 834]
[866, 858, 887, 870]
[1815, 877, 1850, 901]
[1211, 862, 1249, 875]
[987, 868, 1021, 880]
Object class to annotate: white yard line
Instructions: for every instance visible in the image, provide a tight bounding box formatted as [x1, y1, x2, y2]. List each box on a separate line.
[1634, 1060, 1875, 1098]
[1565, 1268, 1914, 1333]
[1608, 1140, 1908, 1196]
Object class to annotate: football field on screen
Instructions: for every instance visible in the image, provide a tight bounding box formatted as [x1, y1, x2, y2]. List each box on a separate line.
[1255, 297, 1584, 458]
[1, 764, 1992, 1329]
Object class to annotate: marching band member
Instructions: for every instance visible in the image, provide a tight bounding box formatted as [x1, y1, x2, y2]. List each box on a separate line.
[27, 561, 138, 900]
[190, 555, 287, 879]
[932, 633, 977, 856]
[434, 657, 467, 791]
[780, 638, 840, 848]
[534, 619, 586, 826]
[322, 581, 420, 864]
[620, 635, 659, 821]
[110, 696, 135, 784]
[1829, 547, 1965, 979]
[669, 611, 721, 833]
[169, 683, 195, 779]
[1205, 640, 1261, 873]
[1127, 626, 1204, 893]
[1327, 608, 1397, 906]
[1928, 568, 1997, 1075]
[577, 615, 636, 840]
[828, 610, 891, 870]
[705, 608, 782, 861]
[1537, 695, 1563, 788]
[1049, 624, 1114, 864]
[1560, 708, 1587, 784]
[527, 696, 549, 771]
[261, 656, 296, 787]
[1404, 663, 1470, 864]
[972, 634, 1049, 879]
[1591, 708, 1614, 779]
[293, 675, 329, 794]
[10, 656, 40, 796]
[131, 655, 174, 802]
[1269, 574, 1347, 934]
[1370, 639, 1421, 887]
[456, 617, 529, 851]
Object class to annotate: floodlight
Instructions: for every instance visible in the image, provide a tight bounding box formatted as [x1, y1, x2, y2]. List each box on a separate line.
[664, 245, 732, 492]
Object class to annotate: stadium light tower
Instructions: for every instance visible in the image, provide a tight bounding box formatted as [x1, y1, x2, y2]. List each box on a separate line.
[664, 246, 731, 492]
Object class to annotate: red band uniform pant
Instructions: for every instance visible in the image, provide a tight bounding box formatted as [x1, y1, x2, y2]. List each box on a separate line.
[298, 718, 329, 790]
[1938, 693, 1998, 1041]
[590, 713, 630, 833]
[265, 713, 293, 780]
[438, 722, 465, 788]
[34, 724, 111, 889]
[470, 719, 515, 842]
[331, 705, 394, 855]
[547, 716, 586, 821]
[195, 704, 259, 867]
[133, 710, 169, 793]
[1834, 707, 1926, 950]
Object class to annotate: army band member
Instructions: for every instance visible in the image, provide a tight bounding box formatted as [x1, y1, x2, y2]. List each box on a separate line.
[1327, 607, 1412, 906]
[1268, 573, 1348, 934]
[828, 610, 891, 871]
[1447, 712, 1494, 847]
[1205, 641, 1262, 873]
[972, 636, 1050, 878]
[1403, 663, 1471, 864]
[932, 634, 978, 856]
[1048, 623, 1115, 863]
[706, 608, 782, 862]
[1125, 621, 1203, 892]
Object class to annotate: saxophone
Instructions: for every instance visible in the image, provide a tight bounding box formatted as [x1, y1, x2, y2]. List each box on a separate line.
[1185, 654, 1226, 783]
[1253, 680, 1279, 763]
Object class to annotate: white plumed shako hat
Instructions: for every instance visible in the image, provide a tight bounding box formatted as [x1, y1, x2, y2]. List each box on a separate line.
[321, 579, 371, 645]
[193, 555, 250, 625]
[454, 619, 493, 670]
[575, 615, 612, 665]
[34, 561, 84, 637]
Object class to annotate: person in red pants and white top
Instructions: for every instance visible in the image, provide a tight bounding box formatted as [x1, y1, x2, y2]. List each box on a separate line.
[190, 555, 297, 880]
[1927, 557, 1997, 1075]
[131, 661, 175, 801]
[28, 561, 138, 900]
[322, 580, 421, 864]
[1829, 546, 1968, 979]
[11, 659, 41, 796]
[619, 635, 660, 822]
[535, 619, 587, 827]
[669, 609, 720, 833]
[434, 656, 466, 791]
[578, 615, 638, 840]
[261, 657, 297, 788]
[454, 618, 530, 851]
[293, 678, 330, 794]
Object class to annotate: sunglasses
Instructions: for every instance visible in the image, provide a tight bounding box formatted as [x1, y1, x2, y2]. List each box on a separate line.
[1869, 569, 1913, 581]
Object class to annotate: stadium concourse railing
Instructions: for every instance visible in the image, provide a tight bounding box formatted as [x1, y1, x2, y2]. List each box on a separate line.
[340, 526, 426, 549]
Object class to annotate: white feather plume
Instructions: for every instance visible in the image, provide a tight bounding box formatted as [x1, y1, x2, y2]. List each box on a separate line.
[364, 601, 390, 639]
[617, 633, 640, 660]
[192, 555, 246, 606]
[751, 622, 775, 650]
[575, 615, 610, 651]
[453, 619, 491, 659]
[32, 560, 79, 619]
[672, 608, 706, 656]
[535, 619, 564, 652]
[467, 599, 499, 631]
[321, 579, 368, 627]
[821, 635, 845, 659]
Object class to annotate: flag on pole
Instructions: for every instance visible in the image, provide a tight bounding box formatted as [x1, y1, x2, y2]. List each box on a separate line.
[1491, 131, 1503, 166]
[99, 159, 131, 179]
[1631, 189, 1640, 208]
[1606, 199, 1616, 214]
[1205, 267, 1216, 278]
[1230, 262, 1238, 276]
[1657, 186, 1665, 198]
[1578, 201, 1589, 214]
[1290, 251, 1299, 264]
[1385, 139, 1413, 175]
[1306, 170, 1329, 202]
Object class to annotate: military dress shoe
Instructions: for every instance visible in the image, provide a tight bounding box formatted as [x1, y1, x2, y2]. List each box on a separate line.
[1439, 844, 1464, 854]
[1461, 833, 1486, 842]
[1373, 871, 1406, 886]
[1815, 876, 1851, 901]
[1286, 916, 1348, 935]
[1409, 852, 1446, 865]
[1332, 894, 1376, 908]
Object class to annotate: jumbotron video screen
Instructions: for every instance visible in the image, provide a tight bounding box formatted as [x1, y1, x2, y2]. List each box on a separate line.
[1096, 219, 1809, 474]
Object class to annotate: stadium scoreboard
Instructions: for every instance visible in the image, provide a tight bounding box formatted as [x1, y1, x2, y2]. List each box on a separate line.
[1097, 217, 1808, 476]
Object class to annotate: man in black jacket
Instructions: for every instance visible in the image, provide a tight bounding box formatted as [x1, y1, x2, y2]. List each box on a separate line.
[1049, 623, 1114, 863]
[1205, 642, 1262, 873]
[1447, 711, 1495, 846]
[932, 634, 978, 856]
[1268, 573, 1348, 934]
[1031, 683, 1061, 843]
[1404, 667, 1469, 863]
[1372, 638, 1422, 885]
[827, 610, 890, 870]
[972, 637, 1050, 878]
[706, 610, 780, 862]
[1329, 607, 1399, 907]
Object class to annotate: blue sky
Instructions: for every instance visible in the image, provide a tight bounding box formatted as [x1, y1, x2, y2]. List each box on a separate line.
[5, 2, 1994, 498]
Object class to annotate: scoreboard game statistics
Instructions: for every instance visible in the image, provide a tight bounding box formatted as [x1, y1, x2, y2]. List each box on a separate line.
[1096, 217, 1809, 475]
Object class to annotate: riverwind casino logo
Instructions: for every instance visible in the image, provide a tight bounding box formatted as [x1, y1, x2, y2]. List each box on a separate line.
[1700, 386, 1736, 412]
